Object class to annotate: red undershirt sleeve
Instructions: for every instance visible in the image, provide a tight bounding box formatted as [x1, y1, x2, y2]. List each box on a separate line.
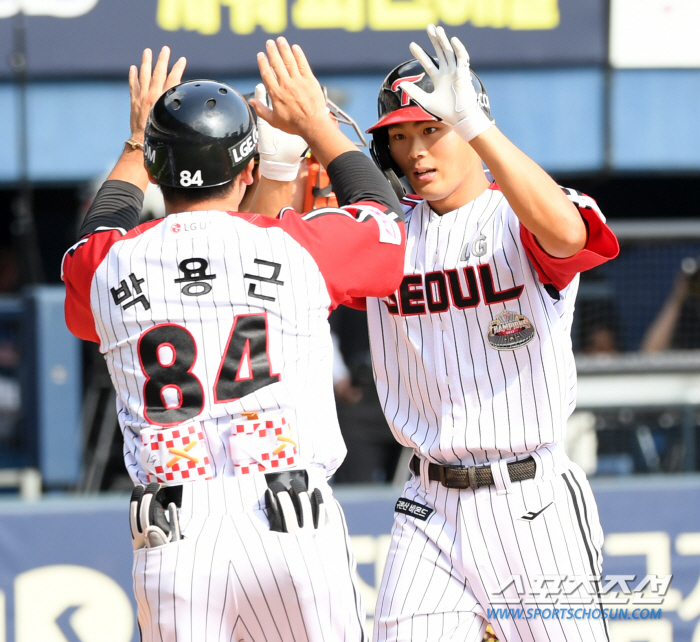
[62, 231, 122, 343]
[277, 205, 406, 309]
[520, 200, 620, 291]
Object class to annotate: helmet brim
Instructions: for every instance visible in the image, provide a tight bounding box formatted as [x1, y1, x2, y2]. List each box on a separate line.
[365, 105, 437, 133]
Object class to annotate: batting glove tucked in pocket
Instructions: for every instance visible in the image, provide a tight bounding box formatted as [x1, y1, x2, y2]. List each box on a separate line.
[130, 482, 182, 549]
[264, 477, 326, 533]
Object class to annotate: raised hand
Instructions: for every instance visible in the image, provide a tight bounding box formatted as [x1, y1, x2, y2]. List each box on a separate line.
[251, 37, 356, 170]
[254, 82, 309, 182]
[399, 24, 493, 141]
[128, 46, 187, 144]
[251, 37, 328, 141]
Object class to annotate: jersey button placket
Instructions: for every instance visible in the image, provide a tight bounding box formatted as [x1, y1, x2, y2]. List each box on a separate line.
[428, 217, 452, 414]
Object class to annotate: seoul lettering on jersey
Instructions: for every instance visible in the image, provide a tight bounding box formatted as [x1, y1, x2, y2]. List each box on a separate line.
[368, 181, 620, 642]
[383, 265, 524, 316]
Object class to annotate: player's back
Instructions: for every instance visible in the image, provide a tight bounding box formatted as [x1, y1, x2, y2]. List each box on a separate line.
[77, 209, 344, 481]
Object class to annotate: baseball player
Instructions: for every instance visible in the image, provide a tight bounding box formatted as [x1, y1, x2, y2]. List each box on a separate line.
[359, 25, 620, 642]
[62, 40, 405, 641]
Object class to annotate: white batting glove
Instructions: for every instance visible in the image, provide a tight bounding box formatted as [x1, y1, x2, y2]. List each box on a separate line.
[255, 83, 309, 182]
[400, 24, 494, 142]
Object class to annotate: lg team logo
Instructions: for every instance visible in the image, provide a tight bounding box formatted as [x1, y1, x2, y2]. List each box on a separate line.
[392, 74, 425, 106]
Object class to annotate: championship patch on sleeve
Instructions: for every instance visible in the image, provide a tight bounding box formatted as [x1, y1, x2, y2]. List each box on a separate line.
[395, 497, 434, 521]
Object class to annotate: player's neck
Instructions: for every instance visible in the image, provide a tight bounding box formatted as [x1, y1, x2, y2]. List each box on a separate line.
[164, 197, 242, 215]
[163, 181, 245, 216]
[427, 168, 491, 215]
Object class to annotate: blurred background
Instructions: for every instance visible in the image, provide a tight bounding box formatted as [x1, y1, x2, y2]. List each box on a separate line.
[2, 1, 700, 640]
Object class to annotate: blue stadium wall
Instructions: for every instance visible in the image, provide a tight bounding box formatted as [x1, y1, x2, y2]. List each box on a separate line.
[0, 477, 697, 642]
[2, 69, 700, 183]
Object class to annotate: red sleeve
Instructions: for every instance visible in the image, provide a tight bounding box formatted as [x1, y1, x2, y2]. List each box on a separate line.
[344, 297, 368, 310]
[519, 194, 619, 291]
[61, 222, 159, 343]
[275, 201, 406, 309]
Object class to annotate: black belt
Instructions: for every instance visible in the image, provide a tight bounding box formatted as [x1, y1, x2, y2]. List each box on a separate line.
[410, 455, 536, 490]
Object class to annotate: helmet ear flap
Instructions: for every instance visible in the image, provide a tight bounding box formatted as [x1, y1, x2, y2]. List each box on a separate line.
[369, 127, 406, 200]
[370, 131, 406, 200]
[370, 128, 402, 177]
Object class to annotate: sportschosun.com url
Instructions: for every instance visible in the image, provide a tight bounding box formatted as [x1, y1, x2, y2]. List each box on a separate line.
[487, 607, 662, 620]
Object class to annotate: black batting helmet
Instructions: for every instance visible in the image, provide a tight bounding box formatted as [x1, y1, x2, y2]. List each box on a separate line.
[145, 80, 258, 189]
[367, 58, 491, 181]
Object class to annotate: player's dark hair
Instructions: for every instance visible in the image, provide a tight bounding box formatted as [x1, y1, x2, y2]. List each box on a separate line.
[160, 182, 235, 208]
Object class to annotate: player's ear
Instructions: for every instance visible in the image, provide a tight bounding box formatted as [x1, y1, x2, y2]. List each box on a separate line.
[240, 159, 255, 187]
[146, 171, 158, 186]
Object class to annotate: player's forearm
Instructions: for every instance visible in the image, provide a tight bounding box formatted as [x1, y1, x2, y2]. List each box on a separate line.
[249, 176, 295, 218]
[470, 127, 587, 258]
[105, 144, 151, 194]
[302, 120, 358, 172]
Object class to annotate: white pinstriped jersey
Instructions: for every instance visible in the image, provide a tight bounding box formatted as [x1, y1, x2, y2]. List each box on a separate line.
[365, 181, 618, 467]
[63, 205, 404, 484]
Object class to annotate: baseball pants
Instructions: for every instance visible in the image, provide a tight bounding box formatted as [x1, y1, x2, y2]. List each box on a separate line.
[133, 469, 366, 642]
[373, 447, 609, 642]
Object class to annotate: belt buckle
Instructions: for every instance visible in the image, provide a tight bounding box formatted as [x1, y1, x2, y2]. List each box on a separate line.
[439, 464, 474, 489]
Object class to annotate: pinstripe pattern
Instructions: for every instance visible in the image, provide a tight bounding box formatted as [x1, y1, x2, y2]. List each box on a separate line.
[367, 184, 609, 641]
[374, 457, 608, 642]
[367, 190, 578, 466]
[61, 199, 406, 641]
[134, 473, 366, 642]
[89, 210, 343, 482]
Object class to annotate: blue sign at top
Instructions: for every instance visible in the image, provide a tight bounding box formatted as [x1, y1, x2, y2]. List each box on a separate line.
[0, 0, 606, 78]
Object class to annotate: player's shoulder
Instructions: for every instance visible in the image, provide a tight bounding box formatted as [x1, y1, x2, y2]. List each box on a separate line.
[400, 193, 422, 222]
[65, 217, 162, 260]
[101, 216, 164, 239]
[401, 193, 421, 210]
